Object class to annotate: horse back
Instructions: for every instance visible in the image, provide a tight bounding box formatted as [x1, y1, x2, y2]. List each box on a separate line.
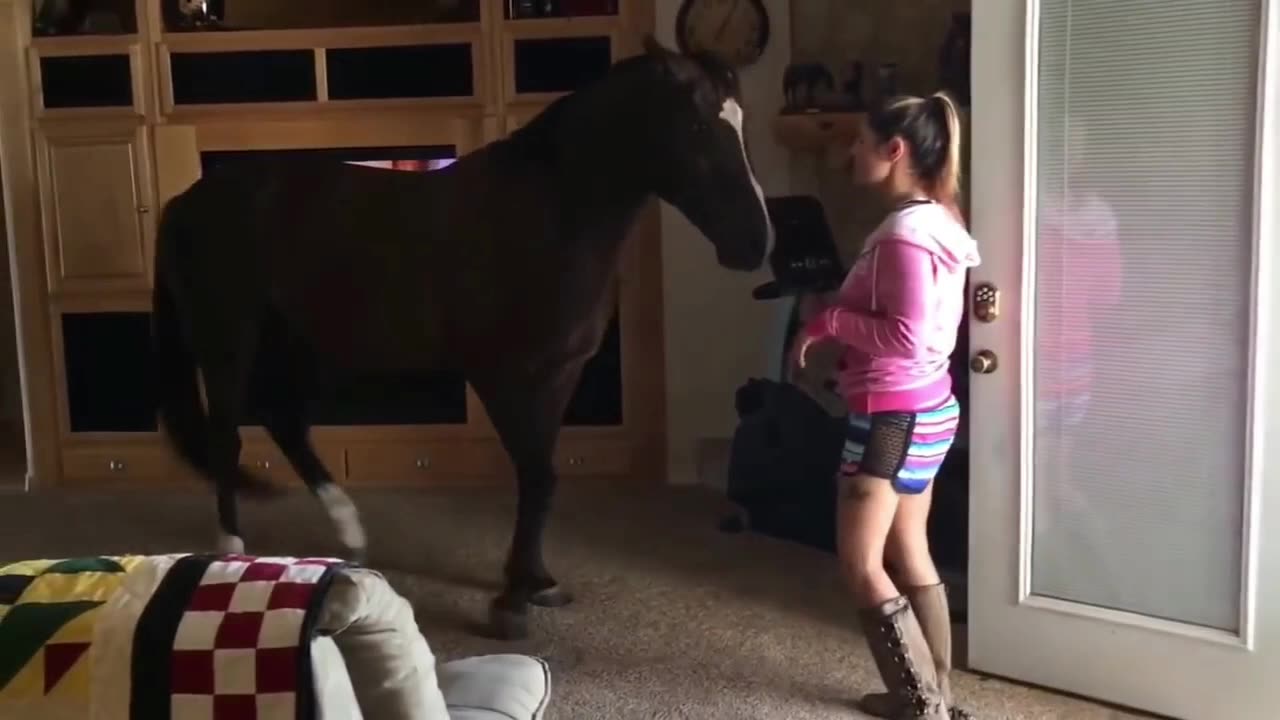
[156, 150, 617, 376]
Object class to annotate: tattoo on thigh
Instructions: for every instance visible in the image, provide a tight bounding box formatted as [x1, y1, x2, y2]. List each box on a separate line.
[841, 477, 875, 501]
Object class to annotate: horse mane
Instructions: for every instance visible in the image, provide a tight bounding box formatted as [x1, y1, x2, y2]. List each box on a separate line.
[502, 53, 656, 163]
[500, 49, 738, 165]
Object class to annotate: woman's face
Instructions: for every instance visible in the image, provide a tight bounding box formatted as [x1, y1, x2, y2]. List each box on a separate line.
[849, 120, 901, 187]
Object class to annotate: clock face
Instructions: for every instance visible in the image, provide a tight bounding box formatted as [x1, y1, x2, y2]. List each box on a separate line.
[675, 0, 770, 69]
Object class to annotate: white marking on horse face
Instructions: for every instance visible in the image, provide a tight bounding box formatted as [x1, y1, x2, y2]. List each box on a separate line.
[718, 98, 774, 253]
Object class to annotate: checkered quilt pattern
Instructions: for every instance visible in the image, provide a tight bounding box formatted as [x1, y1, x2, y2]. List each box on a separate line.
[130, 553, 346, 720]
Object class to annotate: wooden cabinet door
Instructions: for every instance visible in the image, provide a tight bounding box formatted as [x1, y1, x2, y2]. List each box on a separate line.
[36, 122, 154, 294]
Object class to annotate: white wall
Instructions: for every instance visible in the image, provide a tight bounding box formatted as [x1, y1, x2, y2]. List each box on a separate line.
[654, 0, 793, 487]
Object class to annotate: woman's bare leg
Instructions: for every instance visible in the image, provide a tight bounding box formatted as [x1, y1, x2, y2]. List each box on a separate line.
[837, 472, 901, 606]
[865, 481, 966, 718]
[886, 481, 941, 588]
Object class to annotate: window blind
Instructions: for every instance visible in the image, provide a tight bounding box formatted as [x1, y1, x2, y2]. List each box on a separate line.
[1029, 0, 1260, 631]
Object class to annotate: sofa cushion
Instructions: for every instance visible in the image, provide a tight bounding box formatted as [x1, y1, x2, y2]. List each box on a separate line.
[439, 654, 551, 720]
[311, 636, 361, 720]
[316, 568, 451, 720]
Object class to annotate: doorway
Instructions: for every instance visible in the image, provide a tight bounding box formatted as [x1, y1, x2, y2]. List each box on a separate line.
[966, 1, 1280, 717]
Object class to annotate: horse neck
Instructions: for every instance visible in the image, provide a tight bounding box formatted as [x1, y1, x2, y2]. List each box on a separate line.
[509, 76, 655, 227]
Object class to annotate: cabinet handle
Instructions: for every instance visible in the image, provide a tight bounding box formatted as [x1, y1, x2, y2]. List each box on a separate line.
[568, 456, 584, 467]
[415, 457, 431, 470]
[255, 460, 271, 470]
[108, 459, 126, 472]
[137, 206, 150, 214]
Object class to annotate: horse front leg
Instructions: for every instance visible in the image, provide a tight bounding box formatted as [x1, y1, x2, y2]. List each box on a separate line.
[488, 445, 570, 641]
[506, 451, 572, 607]
[474, 361, 583, 641]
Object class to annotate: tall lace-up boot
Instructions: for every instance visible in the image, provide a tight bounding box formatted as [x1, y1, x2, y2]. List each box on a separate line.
[858, 584, 972, 719]
[857, 596, 950, 720]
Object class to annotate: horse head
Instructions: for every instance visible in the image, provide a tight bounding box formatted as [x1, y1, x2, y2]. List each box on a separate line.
[635, 36, 773, 272]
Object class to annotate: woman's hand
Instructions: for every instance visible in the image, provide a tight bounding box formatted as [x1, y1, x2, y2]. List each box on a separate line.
[796, 291, 838, 322]
[793, 307, 839, 369]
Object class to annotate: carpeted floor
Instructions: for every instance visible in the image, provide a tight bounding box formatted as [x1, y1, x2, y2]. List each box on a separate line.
[0, 483, 1152, 719]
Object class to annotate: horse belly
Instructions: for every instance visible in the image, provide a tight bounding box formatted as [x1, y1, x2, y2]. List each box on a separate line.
[252, 170, 455, 372]
[270, 252, 453, 373]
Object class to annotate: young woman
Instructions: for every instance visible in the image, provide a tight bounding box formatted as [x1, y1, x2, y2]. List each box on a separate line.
[796, 92, 979, 720]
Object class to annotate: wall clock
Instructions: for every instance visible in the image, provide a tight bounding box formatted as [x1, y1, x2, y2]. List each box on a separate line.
[675, 0, 771, 69]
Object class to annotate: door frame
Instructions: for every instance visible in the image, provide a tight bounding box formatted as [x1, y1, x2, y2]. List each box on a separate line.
[0, 0, 55, 491]
[966, 0, 1280, 716]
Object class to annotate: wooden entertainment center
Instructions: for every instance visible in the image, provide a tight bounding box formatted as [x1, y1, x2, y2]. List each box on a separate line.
[0, 0, 666, 489]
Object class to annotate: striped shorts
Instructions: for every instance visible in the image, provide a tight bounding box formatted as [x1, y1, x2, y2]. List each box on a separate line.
[840, 395, 961, 495]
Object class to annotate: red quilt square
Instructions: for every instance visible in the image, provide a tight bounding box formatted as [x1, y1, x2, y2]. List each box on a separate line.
[266, 582, 312, 610]
[241, 561, 287, 582]
[170, 649, 215, 694]
[255, 647, 298, 694]
[213, 694, 257, 720]
[189, 583, 236, 612]
[214, 612, 264, 648]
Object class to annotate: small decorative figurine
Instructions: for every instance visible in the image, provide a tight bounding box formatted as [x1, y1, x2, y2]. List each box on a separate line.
[875, 62, 899, 101]
[782, 62, 836, 113]
[842, 61, 865, 111]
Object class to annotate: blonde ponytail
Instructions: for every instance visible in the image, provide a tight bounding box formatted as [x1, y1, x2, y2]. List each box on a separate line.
[928, 91, 963, 207]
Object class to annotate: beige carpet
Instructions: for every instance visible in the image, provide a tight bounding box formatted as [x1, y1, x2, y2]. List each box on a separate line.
[0, 483, 1153, 719]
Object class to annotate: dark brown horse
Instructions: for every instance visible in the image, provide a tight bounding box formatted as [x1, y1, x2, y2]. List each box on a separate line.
[151, 36, 773, 639]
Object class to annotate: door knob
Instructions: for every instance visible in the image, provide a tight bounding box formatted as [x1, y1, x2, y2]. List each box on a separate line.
[970, 350, 998, 374]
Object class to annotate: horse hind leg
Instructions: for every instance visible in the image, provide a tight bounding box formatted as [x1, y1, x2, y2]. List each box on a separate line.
[254, 337, 367, 563]
[200, 359, 272, 555]
[195, 318, 285, 555]
[265, 405, 366, 563]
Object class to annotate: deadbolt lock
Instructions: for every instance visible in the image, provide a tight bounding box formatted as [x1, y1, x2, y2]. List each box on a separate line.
[970, 350, 998, 375]
[973, 282, 1000, 323]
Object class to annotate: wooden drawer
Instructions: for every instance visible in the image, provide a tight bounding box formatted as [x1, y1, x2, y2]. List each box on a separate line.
[62, 445, 175, 484]
[345, 439, 505, 485]
[240, 443, 345, 486]
[555, 437, 632, 477]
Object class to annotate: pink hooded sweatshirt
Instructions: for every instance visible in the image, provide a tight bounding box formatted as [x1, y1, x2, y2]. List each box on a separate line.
[829, 202, 981, 415]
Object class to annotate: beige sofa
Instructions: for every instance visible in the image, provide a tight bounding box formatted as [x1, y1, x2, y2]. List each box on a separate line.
[0, 554, 551, 720]
[314, 566, 551, 720]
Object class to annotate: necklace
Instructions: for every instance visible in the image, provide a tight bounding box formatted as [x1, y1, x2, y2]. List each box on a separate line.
[895, 196, 934, 211]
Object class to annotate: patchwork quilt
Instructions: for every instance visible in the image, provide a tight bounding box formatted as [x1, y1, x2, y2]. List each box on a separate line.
[0, 553, 345, 720]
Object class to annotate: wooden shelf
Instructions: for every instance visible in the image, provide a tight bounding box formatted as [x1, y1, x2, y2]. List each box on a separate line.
[773, 111, 863, 152]
[160, 23, 482, 52]
[502, 16, 622, 35]
[4, 0, 664, 490]
[30, 34, 139, 56]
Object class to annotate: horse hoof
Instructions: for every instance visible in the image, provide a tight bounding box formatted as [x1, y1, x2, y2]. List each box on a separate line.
[346, 546, 368, 566]
[488, 602, 530, 641]
[216, 533, 246, 555]
[529, 584, 574, 608]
